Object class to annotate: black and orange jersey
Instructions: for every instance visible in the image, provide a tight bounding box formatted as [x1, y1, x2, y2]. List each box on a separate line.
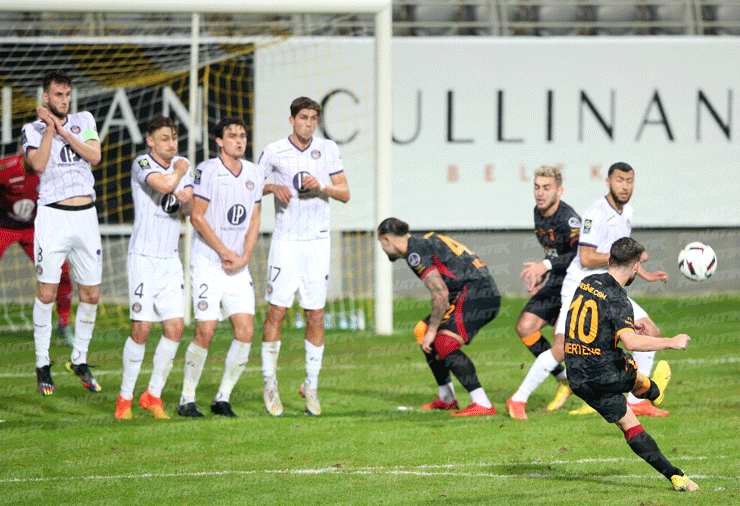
[405, 232, 493, 298]
[563, 272, 636, 389]
[533, 200, 580, 275]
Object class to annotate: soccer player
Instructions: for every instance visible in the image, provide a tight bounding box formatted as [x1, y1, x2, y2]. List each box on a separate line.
[507, 166, 580, 420]
[513, 162, 670, 417]
[564, 237, 698, 492]
[114, 117, 193, 420]
[0, 151, 73, 346]
[258, 97, 350, 417]
[377, 218, 500, 416]
[176, 117, 263, 418]
[22, 70, 103, 396]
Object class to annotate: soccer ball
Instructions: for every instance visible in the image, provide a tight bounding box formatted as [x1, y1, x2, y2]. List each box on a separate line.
[677, 242, 717, 281]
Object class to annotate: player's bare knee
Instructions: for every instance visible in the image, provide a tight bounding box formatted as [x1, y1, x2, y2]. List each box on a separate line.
[266, 304, 287, 324]
[305, 308, 324, 328]
[163, 318, 185, 342]
[78, 284, 100, 305]
[433, 332, 462, 359]
[516, 314, 538, 339]
[36, 282, 57, 304]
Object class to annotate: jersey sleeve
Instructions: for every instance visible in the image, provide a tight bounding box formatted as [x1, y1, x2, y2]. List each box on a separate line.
[327, 140, 344, 176]
[611, 295, 636, 342]
[578, 205, 606, 250]
[21, 123, 42, 153]
[550, 209, 581, 272]
[132, 156, 159, 186]
[406, 237, 436, 279]
[192, 161, 212, 202]
[257, 147, 273, 180]
[81, 111, 100, 143]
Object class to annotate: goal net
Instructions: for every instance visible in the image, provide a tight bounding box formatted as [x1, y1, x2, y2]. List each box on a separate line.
[0, 3, 391, 333]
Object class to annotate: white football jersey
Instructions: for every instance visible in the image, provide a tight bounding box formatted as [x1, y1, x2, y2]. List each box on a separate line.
[191, 157, 263, 266]
[21, 112, 98, 206]
[565, 195, 634, 281]
[128, 154, 192, 258]
[258, 136, 343, 241]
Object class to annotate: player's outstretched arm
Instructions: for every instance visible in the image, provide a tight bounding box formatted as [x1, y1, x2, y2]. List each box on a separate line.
[636, 263, 668, 283]
[619, 331, 690, 352]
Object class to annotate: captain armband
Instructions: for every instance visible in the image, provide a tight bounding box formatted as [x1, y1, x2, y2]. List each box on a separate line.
[83, 129, 100, 142]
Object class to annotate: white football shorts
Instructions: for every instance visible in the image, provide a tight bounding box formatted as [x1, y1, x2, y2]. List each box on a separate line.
[554, 274, 648, 336]
[264, 237, 330, 310]
[34, 205, 102, 286]
[191, 260, 255, 321]
[127, 254, 185, 322]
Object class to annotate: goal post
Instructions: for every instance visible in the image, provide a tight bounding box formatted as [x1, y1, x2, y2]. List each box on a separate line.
[0, 1, 394, 334]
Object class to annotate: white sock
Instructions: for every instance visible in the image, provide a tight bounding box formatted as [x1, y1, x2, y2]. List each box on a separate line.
[555, 369, 567, 382]
[214, 340, 251, 404]
[469, 387, 492, 409]
[439, 382, 456, 403]
[511, 349, 560, 403]
[180, 342, 208, 404]
[120, 337, 145, 400]
[304, 340, 325, 391]
[261, 340, 281, 382]
[33, 298, 54, 368]
[627, 351, 657, 404]
[71, 302, 97, 365]
[148, 336, 180, 398]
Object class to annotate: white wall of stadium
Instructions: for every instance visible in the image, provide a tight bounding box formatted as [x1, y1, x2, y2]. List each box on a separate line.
[254, 37, 739, 231]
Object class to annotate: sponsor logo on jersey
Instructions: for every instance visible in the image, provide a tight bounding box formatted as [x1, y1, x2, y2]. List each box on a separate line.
[568, 217, 581, 228]
[59, 145, 81, 163]
[227, 204, 248, 225]
[132, 302, 142, 313]
[407, 252, 421, 267]
[293, 171, 311, 193]
[71, 125, 81, 134]
[311, 150, 321, 159]
[161, 193, 181, 214]
[583, 219, 592, 234]
[246, 180, 255, 190]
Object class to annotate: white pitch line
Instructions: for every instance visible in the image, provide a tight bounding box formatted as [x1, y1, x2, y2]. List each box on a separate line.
[0, 457, 735, 485]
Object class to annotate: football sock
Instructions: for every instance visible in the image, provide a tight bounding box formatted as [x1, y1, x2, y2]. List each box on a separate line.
[33, 298, 54, 368]
[261, 340, 281, 380]
[180, 342, 208, 404]
[443, 349, 482, 393]
[71, 302, 97, 365]
[304, 340, 324, 391]
[521, 331, 565, 379]
[511, 348, 560, 403]
[628, 351, 656, 404]
[214, 340, 251, 403]
[631, 376, 660, 401]
[555, 369, 567, 382]
[120, 337, 145, 400]
[56, 265, 72, 326]
[625, 425, 682, 480]
[439, 382, 456, 404]
[148, 336, 179, 398]
[469, 387, 493, 409]
[424, 349, 453, 387]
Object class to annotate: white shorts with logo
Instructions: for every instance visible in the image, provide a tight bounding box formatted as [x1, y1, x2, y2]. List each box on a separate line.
[191, 260, 255, 321]
[34, 204, 102, 286]
[265, 237, 330, 310]
[554, 274, 648, 336]
[127, 254, 185, 322]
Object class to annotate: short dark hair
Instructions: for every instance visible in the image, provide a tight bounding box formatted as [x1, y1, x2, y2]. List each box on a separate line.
[609, 237, 645, 267]
[214, 117, 247, 140]
[607, 162, 634, 177]
[290, 97, 321, 118]
[42, 70, 72, 92]
[377, 217, 409, 237]
[147, 117, 177, 137]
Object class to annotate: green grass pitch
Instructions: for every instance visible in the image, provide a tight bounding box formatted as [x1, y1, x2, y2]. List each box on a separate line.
[1, 295, 738, 505]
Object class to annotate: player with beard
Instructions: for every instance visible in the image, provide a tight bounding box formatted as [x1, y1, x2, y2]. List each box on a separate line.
[512, 162, 671, 418]
[22, 70, 103, 396]
[564, 237, 697, 492]
[507, 166, 580, 420]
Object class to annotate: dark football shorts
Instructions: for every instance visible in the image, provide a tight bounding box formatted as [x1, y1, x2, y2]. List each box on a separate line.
[569, 354, 639, 423]
[521, 273, 565, 326]
[423, 279, 501, 344]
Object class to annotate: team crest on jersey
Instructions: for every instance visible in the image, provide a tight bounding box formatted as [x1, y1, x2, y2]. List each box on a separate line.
[311, 150, 321, 159]
[568, 217, 581, 228]
[36, 265, 43, 275]
[626, 219, 632, 228]
[407, 252, 421, 267]
[266, 283, 273, 294]
[138, 159, 149, 168]
[132, 302, 142, 313]
[583, 219, 592, 234]
[71, 125, 81, 134]
[197, 300, 208, 311]
[246, 180, 255, 191]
